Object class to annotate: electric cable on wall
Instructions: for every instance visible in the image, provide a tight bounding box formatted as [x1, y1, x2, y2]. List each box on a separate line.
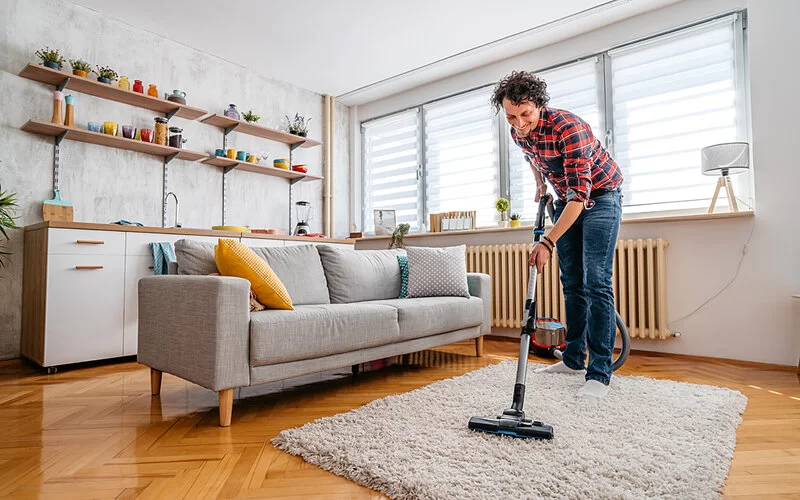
[669, 217, 756, 327]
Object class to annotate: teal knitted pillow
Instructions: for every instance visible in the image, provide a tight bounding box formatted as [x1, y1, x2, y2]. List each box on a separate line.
[397, 255, 409, 298]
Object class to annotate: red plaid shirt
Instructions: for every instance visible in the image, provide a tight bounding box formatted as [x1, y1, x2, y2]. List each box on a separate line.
[511, 107, 623, 205]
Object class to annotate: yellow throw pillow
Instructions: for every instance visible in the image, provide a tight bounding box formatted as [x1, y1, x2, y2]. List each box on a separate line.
[214, 238, 293, 310]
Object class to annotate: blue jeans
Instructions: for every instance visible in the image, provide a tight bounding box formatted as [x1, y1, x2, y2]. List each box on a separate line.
[552, 190, 622, 385]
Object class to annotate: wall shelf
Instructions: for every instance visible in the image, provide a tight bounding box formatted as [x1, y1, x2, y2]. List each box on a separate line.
[19, 64, 208, 120]
[22, 120, 206, 161]
[201, 114, 321, 148]
[202, 156, 323, 181]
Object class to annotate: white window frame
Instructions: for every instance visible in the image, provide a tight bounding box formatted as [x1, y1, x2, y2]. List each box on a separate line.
[360, 11, 750, 230]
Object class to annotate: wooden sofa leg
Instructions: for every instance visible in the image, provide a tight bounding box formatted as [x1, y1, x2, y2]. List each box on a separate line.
[475, 336, 484, 357]
[219, 389, 234, 427]
[150, 368, 162, 396]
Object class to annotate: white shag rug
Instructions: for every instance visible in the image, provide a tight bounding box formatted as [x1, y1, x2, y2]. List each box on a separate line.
[272, 360, 747, 500]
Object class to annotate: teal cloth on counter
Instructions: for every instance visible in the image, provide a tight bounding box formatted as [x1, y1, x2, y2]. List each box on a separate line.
[150, 242, 176, 275]
[111, 220, 144, 226]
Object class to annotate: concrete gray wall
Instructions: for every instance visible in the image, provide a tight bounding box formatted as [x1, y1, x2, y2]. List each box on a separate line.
[0, 0, 350, 360]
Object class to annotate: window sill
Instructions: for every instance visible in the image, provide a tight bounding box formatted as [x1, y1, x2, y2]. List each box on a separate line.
[357, 210, 754, 241]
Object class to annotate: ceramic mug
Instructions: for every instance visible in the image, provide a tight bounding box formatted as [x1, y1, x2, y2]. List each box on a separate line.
[215, 148, 225, 157]
[227, 149, 237, 159]
[237, 151, 247, 161]
[88, 121, 101, 133]
[103, 122, 118, 136]
[122, 125, 136, 139]
[140, 128, 154, 143]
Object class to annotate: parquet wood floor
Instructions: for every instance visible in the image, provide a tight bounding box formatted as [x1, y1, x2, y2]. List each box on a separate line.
[0, 338, 798, 499]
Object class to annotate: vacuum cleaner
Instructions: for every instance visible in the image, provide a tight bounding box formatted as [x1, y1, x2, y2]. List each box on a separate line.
[467, 194, 632, 439]
[468, 194, 557, 440]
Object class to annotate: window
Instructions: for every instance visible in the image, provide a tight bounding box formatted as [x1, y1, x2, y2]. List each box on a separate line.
[362, 109, 421, 232]
[508, 59, 603, 220]
[361, 13, 749, 229]
[609, 16, 746, 213]
[424, 88, 499, 228]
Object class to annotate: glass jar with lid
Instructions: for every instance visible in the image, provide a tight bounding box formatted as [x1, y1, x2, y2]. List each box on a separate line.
[154, 117, 168, 146]
[168, 126, 186, 149]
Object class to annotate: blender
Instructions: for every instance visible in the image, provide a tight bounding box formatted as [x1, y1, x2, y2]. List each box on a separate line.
[293, 201, 312, 235]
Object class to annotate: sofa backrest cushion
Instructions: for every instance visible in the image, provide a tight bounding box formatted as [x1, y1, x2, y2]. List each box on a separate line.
[316, 245, 405, 303]
[406, 245, 470, 298]
[175, 239, 217, 276]
[250, 244, 330, 305]
[174, 239, 331, 305]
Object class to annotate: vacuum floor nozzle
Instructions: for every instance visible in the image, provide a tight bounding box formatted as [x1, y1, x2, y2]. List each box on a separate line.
[468, 415, 554, 440]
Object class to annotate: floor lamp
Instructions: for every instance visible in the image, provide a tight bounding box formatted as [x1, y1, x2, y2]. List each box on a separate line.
[701, 142, 750, 214]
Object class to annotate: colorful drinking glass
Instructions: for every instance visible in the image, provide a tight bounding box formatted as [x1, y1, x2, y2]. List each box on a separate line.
[103, 122, 118, 136]
[88, 121, 101, 132]
[140, 129, 154, 143]
[122, 125, 135, 139]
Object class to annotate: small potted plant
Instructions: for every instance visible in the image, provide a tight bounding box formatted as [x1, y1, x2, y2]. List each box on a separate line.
[0, 182, 20, 271]
[35, 47, 65, 70]
[509, 212, 521, 228]
[242, 110, 261, 123]
[285, 113, 310, 137]
[69, 59, 91, 78]
[389, 223, 411, 249]
[495, 197, 510, 227]
[95, 65, 118, 85]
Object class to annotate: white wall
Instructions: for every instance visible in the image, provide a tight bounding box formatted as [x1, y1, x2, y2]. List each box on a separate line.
[351, 0, 800, 366]
[0, 0, 351, 360]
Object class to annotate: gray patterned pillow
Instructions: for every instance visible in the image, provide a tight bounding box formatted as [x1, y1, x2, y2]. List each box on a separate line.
[406, 245, 470, 298]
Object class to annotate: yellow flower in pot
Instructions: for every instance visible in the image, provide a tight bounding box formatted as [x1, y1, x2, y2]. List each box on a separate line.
[509, 212, 521, 228]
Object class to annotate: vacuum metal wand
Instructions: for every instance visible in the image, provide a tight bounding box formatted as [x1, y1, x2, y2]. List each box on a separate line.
[511, 194, 550, 409]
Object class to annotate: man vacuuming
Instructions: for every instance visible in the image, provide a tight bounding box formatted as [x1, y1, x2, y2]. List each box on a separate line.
[491, 71, 623, 399]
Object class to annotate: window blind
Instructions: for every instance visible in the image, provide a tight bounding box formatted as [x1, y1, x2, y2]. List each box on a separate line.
[609, 15, 743, 213]
[362, 109, 421, 232]
[423, 88, 499, 228]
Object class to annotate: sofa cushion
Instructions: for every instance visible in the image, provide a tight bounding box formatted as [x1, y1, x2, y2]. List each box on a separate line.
[175, 239, 217, 275]
[249, 303, 400, 366]
[397, 255, 409, 298]
[251, 245, 330, 305]
[316, 245, 406, 303]
[406, 245, 470, 298]
[364, 296, 483, 341]
[174, 240, 330, 306]
[215, 238, 293, 310]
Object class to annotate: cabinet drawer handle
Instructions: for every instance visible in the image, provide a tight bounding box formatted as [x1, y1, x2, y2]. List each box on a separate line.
[76, 240, 105, 245]
[75, 265, 104, 270]
[148, 266, 154, 270]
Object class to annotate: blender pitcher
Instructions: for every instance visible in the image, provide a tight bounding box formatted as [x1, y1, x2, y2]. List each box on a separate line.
[293, 201, 312, 235]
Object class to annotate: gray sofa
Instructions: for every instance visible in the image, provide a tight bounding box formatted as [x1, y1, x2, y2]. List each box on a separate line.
[138, 241, 492, 426]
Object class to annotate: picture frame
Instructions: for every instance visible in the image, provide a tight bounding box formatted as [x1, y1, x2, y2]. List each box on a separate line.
[373, 209, 396, 236]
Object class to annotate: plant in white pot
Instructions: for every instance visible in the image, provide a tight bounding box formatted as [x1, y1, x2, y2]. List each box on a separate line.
[495, 198, 510, 227]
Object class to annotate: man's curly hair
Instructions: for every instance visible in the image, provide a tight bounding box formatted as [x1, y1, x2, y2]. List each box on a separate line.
[490, 71, 549, 112]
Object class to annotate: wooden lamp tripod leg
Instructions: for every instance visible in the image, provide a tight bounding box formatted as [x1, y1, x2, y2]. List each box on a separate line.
[708, 176, 725, 214]
[724, 175, 739, 212]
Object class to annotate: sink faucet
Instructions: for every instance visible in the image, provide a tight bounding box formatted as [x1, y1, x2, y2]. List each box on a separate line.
[165, 192, 181, 228]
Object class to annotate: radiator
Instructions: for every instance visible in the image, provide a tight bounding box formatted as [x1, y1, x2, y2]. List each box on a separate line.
[466, 239, 671, 339]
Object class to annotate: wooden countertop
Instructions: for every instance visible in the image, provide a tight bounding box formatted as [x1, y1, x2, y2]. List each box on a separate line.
[24, 221, 354, 244]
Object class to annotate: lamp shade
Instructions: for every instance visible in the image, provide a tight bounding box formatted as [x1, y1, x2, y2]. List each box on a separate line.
[701, 142, 750, 175]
